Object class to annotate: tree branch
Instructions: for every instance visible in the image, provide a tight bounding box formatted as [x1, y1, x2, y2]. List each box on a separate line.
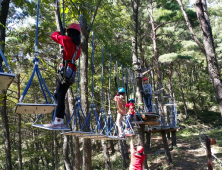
[155, 21, 173, 31]
[89, 0, 102, 30]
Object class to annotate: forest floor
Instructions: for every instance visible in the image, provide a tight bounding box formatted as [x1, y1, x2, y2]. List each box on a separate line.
[147, 133, 210, 170]
[146, 110, 222, 170]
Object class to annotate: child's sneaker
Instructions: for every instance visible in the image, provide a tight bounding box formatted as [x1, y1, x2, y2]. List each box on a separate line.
[129, 130, 134, 134]
[119, 134, 125, 138]
[43, 117, 64, 128]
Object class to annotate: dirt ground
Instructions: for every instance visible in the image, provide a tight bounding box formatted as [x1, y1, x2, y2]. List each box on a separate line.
[146, 134, 221, 170]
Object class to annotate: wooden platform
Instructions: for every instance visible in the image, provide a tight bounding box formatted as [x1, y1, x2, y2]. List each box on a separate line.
[139, 112, 160, 117]
[15, 103, 57, 114]
[32, 124, 71, 131]
[62, 131, 93, 136]
[125, 133, 135, 136]
[132, 120, 160, 126]
[78, 134, 109, 139]
[109, 136, 127, 141]
[135, 113, 160, 122]
[79, 134, 127, 141]
[145, 126, 183, 133]
[0, 72, 15, 90]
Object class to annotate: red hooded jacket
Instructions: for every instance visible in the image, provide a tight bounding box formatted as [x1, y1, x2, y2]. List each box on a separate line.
[51, 31, 81, 71]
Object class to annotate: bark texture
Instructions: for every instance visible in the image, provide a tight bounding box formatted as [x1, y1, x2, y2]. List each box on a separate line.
[80, 15, 92, 170]
[0, 1, 12, 170]
[195, 0, 222, 117]
[177, 0, 206, 55]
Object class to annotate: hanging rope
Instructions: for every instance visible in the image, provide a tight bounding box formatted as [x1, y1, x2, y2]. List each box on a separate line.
[121, 65, 124, 87]
[34, 0, 40, 57]
[125, 67, 129, 102]
[108, 54, 112, 114]
[101, 45, 104, 106]
[129, 69, 132, 99]
[62, 0, 65, 29]
[91, 32, 95, 101]
[0, 48, 13, 73]
[116, 61, 119, 89]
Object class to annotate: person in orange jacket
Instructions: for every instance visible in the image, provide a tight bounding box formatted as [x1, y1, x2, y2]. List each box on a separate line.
[44, 23, 81, 128]
[113, 87, 127, 138]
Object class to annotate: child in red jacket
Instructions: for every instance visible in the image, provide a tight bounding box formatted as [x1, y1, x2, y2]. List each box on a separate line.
[129, 136, 145, 170]
[125, 99, 135, 134]
[44, 23, 81, 128]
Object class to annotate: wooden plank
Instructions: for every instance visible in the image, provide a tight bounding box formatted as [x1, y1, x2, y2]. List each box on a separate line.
[62, 131, 93, 136]
[0, 73, 15, 90]
[32, 124, 71, 131]
[133, 120, 160, 126]
[15, 103, 57, 114]
[145, 127, 183, 133]
[139, 113, 160, 117]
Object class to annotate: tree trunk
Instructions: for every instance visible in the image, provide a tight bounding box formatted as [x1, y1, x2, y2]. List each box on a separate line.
[102, 140, 111, 170]
[67, 88, 81, 170]
[118, 140, 126, 168]
[123, 140, 130, 165]
[132, 0, 143, 110]
[168, 62, 174, 102]
[195, 0, 222, 117]
[176, 0, 206, 55]
[17, 74, 22, 170]
[63, 93, 72, 170]
[149, 0, 165, 125]
[178, 62, 188, 118]
[54, 132, 58, 170]
[137, 125, 148, 169]
[0, 1, 12, 169]
[80, 16, 92, 170]
[109, 140, 115, 155]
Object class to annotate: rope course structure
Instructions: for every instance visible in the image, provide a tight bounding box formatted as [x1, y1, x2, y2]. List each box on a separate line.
[2, 0, 181, 136]
[15, 0, 57, 118]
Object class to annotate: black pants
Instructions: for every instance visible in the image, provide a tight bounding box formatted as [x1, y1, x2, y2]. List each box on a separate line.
[55, 79, 70, 118]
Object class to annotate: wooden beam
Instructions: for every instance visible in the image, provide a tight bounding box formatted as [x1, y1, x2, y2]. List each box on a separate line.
[161, 131, 172, 164]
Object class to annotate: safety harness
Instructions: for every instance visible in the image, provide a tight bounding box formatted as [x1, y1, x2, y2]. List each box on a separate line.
[57, 45, 79, 85]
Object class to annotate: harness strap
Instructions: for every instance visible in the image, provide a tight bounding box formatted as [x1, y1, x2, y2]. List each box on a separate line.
[59, 45, 80, 84]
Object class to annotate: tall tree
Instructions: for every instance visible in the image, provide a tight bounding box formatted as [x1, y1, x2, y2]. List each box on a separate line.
[0, 0, 12, 170]
[80, 0, 102, 169]
[195, 0, 222, 117]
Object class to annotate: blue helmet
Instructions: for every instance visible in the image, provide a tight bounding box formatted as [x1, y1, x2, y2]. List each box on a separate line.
[129, 99, 135, 103]
[118, 87, 126, 93]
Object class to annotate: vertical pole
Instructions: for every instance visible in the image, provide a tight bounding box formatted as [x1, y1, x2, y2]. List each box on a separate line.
[145, 132, 151, 152]
[206, 135, 213, 170]
[171, 131, 176, 147]
[161, 131, 172, 164]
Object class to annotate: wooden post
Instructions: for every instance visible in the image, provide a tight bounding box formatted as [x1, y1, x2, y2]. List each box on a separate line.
[171, 131, 176, 147]
[161, 131, 172, 164]
[145, 132, 151, 152]
[206, 135, 213, 170]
